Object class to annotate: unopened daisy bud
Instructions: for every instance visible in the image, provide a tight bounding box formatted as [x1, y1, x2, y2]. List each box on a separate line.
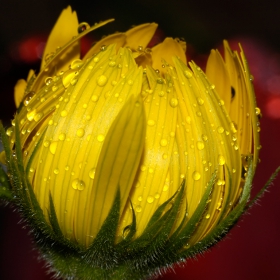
[0, 5, 279, 280]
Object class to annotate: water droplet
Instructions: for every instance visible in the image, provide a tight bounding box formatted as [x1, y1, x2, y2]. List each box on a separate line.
[169, 98, 178, 107]
[138, 196, 142, 202]
[148, 168, 154, 174]
[184, 69, 193, 78]
[136, 206, 142, 212]
[128, 80, 133, 85]
[24, 91, 35, 106]
[65, 165, 70, 171]
[155, 193, 160, 199]
[26, 109, 37, 121]
[29, 167, 34, 173]
[205, 213, 210, 219]
[156, 78, 164, 84]
[89, 168, 96, 179]
[76, 128, 85, 138]
[211, 84, 215, 89]
[70, 78, 77, 85]
[147, 120, 155, 126]
[33, 111, 43, 122]
[218, 155, 225, 165]
[109, 61, 116, 67]
[97, 75, 108, 86]
[232, 168, 236, 173]
[147, 196, 154, 203]
[230, 122, 238, 133]
[196, 111, 202, 117]
[100, 45, 107, 51]
[91, 94, 99, 102]
[59, 133, 66, 141]
[140, 165, 146, 172]
[70, 59, 83, 70]
[72, 179, 85, 191]
[196, 141, 205, 150]
[162, 153, 168, 159]
[6, 127, 14, 136]
[186, 116, 191, 124]
[192, 171, 201, 181]
[163, 185, 169, 191]
[160, 139, 168, 146]
[60, 110, 67, 117]
[43, 141, 50, 148]
[49, 141, 58, 155]
[197, 97, 204, 105]
[97, 134, 104, 142]
[202, 134, 208, 141]
[217, 126, 224, 134]
[78, 22, 90, 33]
[54, 168, 59, 174]
[52, 85, 58, 92]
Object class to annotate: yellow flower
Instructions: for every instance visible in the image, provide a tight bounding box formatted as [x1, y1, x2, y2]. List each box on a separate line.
[8, 7, 261, 249]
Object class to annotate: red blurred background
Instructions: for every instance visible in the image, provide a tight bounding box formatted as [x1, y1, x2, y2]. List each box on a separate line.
[1, 0, 280, 279]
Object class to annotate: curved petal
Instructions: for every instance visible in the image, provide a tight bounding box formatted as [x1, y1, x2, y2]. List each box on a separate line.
[125, 23, 158, 50]
[152, 38, 187, 74]
[41, 6, 79, 71]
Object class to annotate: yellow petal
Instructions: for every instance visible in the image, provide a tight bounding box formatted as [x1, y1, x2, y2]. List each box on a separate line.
[83, 33, 127, 61]
[152, 38, 187, 73]
[206, 49, 231, 113]
[41, 6, 79, 71]
[86, 94, 145, 241]
[125, 23, 158, 50]
[120, 67, 178, 237]
[14, 79, 26, 108]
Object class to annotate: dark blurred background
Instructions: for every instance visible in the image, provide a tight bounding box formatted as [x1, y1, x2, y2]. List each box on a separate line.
[1, 0, 280, 279]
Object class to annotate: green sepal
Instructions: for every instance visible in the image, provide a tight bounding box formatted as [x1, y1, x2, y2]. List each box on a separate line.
[127, 182, 185, 268]
[246, 166, 280, 210]
[83, 188, 121, 268]
[165, 171, 216, 256]
[117, 201, 137, 247]
[14, 117, 24, 174]
[0, 164, 13, 201]
[0, 122, 11, 162]
[179, 159, 254, 259]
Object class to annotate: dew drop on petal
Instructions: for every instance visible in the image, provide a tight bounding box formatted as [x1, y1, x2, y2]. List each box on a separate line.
[197, 97, 204, 105]
[184, 69, 193, 78]
[205, 213, 210, 219]
[138, 196, 142, 202]
[89, 168, 96, 179]
[218, 155, 225, 165]
[136, 206, 142, 212]
[45, 77, 53, 86]
[160, 139, 168, 147]
[24, 91, 35, 106]
[72, 179, 85, 191]
[76, 128, 85, 138]
[27, 109, 37, 121]
[6, 127, 14, 136]
[61, 110, 67, 117]
[217, 126, 224, 134]
[196, 141, 205, 150]
[192, 171, 201, 181]
[49, 141, 58, 155]
[97, 75, 108, 86]
[59, 133, 66, 141]
[78, 22, 90, 33]
[54, 168, 59, 175]
[34, 112, 44, 122]
[147, 196, 154, 203]
[169, 98, 178, 108]
[97, 134, 104, 142]
[147, 120, 155, 126]
[43, 141, 50, 148]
